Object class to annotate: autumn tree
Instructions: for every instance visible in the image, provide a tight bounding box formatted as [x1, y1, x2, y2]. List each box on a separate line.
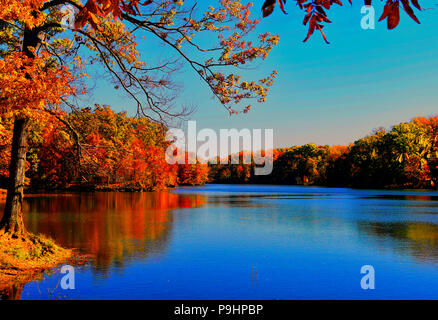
[391, 117, 438, 188]
[0, 0, 279, 238]
[271, 144, 330, 185]
[208, 117, 438, 188]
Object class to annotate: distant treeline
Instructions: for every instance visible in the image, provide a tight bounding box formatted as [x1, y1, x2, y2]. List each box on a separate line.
[210, 116, 438, 189]
[0, 106, 209, 191]
[2, 111, 437, 191]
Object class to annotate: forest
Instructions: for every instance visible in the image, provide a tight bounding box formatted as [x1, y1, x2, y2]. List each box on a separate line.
[2, 112, 437, 192]
[210, 116, 438, 189]
[0, 105, 210, 192]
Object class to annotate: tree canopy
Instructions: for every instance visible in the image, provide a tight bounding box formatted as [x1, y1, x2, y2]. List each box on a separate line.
[210, 116, 438, 189]
[0, 0, 281, 236]
[1, 0, 280, 121]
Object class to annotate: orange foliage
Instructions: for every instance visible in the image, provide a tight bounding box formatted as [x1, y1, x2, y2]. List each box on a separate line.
[178, 153, 210, 186]
[0, 0, 46, 29]
[0, 52, 75, 118]
[0, 106, 209, 190]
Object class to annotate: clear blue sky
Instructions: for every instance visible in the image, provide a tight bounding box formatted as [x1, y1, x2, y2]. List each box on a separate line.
[89, 1, 438, 148]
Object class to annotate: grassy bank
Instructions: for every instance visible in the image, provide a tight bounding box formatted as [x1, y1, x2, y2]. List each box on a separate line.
[0, 233, 72, 288]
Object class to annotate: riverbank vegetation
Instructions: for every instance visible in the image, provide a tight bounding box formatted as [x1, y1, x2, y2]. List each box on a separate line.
[0, 233, 72, 287]
[0, 106, 210, 192]
[2, 113, 437, 193]
[210, 116, 438, 189]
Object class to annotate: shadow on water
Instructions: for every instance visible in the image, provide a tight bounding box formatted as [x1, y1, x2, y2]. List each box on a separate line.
[0, 191, 206, 300]
[357, 221, 438, 264]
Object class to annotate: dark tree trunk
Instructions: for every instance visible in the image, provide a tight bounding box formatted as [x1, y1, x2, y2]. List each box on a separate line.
[0, 117, 29, 237]
[0, 22, 39, 237]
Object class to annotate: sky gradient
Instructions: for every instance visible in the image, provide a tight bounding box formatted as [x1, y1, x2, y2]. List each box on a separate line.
[89, 1, 438, 148]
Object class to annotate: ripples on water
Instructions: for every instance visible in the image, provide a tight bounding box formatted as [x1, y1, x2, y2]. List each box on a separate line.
[1, 185, 438, 299]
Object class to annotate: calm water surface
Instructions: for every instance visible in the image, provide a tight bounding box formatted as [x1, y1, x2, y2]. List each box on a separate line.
[2, 184, 438, 299]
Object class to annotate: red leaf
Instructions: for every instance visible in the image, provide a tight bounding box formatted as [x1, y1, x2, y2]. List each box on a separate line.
[278, 0, 288, 14]
[303, 12, 312, 25]
[317, 24, 330, 44]
[303, 16, 317, 42]
[315, 5, 327, 16]
[262, 0, 276, 17]
[379, 1, 391, 22]
[85, 0, 105, 17]
[401, 0, 420, 24]
[322, 0, 331, 9]
[387, 1, 400, 30]
[411, 0, 421, 11]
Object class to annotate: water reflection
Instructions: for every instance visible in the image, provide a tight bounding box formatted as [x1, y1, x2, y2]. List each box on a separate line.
[0, 191, 205, 299]
[23, 192, 205, 273]
[358, 221, 438, 264]
[2, 186, 438, 299]
[361, 194, 438, 201]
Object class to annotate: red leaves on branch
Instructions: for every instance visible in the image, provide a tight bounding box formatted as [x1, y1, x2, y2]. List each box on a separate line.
[301, 1, 335, 44]
[262, 0, 422, 43]
[379, 0, 420, 30]
[379, 0, 399, 29]
[400, 0, 420, 24]
[75, 0, 153, 30]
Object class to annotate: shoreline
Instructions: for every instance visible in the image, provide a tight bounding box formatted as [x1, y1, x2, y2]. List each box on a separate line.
[0, 234, 90, 298]
[2, 183, 438, 199]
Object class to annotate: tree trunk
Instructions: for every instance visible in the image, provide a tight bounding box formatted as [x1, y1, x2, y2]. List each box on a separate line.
[0, 19, 38, 238]
[0, 117, 29, 237]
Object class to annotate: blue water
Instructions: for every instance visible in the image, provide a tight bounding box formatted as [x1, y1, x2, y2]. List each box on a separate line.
[5, 185, 438, 299]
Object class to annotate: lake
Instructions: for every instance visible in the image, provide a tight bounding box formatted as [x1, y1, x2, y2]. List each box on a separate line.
[1, 184, 438, 299]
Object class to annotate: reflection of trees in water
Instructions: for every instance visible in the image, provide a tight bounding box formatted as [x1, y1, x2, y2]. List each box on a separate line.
[0, 282, 25, 300]
[205, 194, 282, 209]
[0, 269, 46, 300]
[361, 194, 438, 202]
[357, 221, 438, 264]
[0, 191, 205, 300]
[23, 192, 205, 274]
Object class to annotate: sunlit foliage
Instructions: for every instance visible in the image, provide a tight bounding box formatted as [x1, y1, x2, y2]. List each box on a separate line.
[0, 106, 209, 190]
[210, 116, 438, 189]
